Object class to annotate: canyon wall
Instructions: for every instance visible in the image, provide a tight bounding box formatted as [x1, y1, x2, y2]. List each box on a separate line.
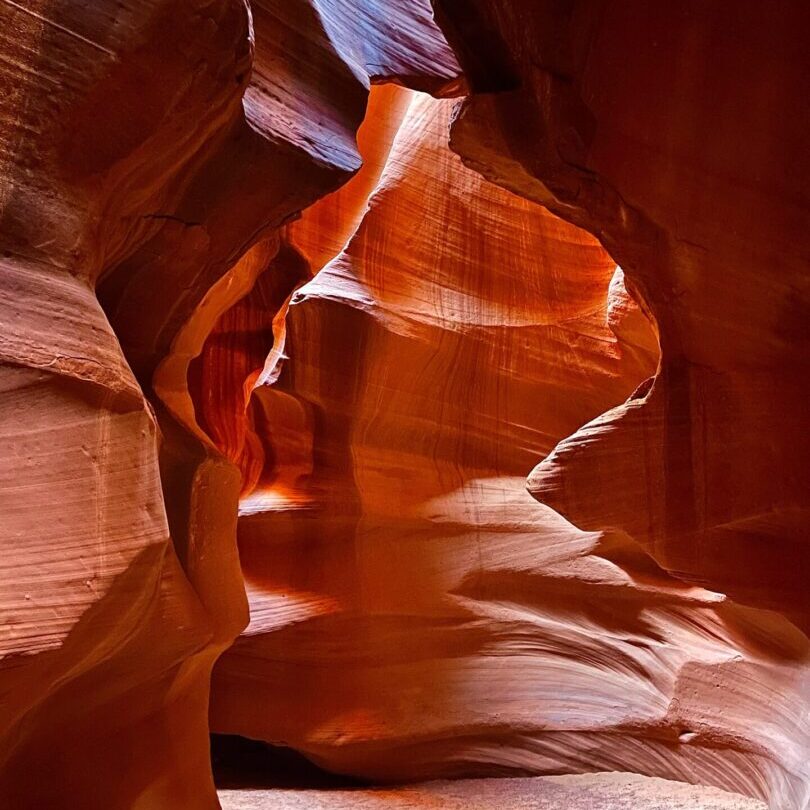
[433, 0, 810, 805]
[209, 88, 809, 809]
[0, 1, 807, 809]
[0, 2, 458, 808]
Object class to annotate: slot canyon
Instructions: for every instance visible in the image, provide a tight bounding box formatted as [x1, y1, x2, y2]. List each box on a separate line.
[0, 2, 807, 809]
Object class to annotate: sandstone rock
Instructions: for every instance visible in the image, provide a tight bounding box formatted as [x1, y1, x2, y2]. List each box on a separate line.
[433, 1, 810, 806]
[213, 96, 797, 795]
[0, 2, 458, 808]
[1, 1, 807, 809]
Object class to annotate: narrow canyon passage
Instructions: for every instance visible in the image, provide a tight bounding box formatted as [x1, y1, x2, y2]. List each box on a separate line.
[0, 2, 807, 810]
[207, 89, 668, 777]
[203, 89, 800, 810]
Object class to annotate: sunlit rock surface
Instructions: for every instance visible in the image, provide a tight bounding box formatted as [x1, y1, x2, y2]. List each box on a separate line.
[211, 95, 808, 802]
[433, 1, 810, 807]
[0, 2, 458, 808]
[1, 1, 807, 809]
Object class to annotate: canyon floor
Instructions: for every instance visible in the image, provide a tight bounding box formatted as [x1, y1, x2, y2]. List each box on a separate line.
[218, 773, 766, 809]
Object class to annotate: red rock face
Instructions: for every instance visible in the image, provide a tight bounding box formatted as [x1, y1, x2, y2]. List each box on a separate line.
[209, 90, 657, 766]
[435, 0, 810, 622]
[1, 2, 807, 809]
[433, 0, 810, 805]
[209, 88, 809, 810]
[0, 2, 458, 808]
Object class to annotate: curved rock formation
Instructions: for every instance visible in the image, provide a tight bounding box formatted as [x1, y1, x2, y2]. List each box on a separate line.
[0, 2, 458, 808]
[432, 0, 810, 806]
[210, 92, 691, 778]
[1, 1, 807, 809]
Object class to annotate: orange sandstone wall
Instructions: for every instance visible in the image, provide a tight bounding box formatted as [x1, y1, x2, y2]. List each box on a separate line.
[434, 1, 810, 807]
[1, 2, 808, 809]
[0, 2, 458, 808]
[208, 83, 809, 809]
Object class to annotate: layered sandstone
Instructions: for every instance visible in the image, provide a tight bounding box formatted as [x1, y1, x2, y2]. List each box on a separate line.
[0, 2, 458, 808]
[434, 0, 810, 806]
[1, 1, 807, 809]
[208, 74, 810, 809]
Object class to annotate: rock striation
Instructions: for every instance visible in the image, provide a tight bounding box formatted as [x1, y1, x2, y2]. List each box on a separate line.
[210, 86, 810, 810]
[1, 2, 807, 810]
[0, 2, 458, 808]
[434, 1, 810, 806]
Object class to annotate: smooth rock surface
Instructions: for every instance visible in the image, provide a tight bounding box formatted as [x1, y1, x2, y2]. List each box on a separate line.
[433, 1, 810, 806]
[210, 93, 809, 809]
[0, 2, 459, 808]
[1, 2, 807, 809]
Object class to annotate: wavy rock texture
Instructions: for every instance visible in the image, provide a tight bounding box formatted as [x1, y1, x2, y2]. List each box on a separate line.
[213, 94, 795, 789]
[430, 1, 810, 807]
[187, 84, 416, 497]
[0, 2, 458, 808]
[2, 1, 807, 809]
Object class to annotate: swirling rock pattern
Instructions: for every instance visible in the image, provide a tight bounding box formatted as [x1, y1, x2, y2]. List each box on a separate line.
[433, 0, 810, 807]
[209, 77, 810, 809]
[1, 1, 807, 809]
[0, 1, 458, 808]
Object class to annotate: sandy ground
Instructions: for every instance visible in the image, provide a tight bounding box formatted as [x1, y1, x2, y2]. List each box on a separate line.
[218, 772, 767, 809]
